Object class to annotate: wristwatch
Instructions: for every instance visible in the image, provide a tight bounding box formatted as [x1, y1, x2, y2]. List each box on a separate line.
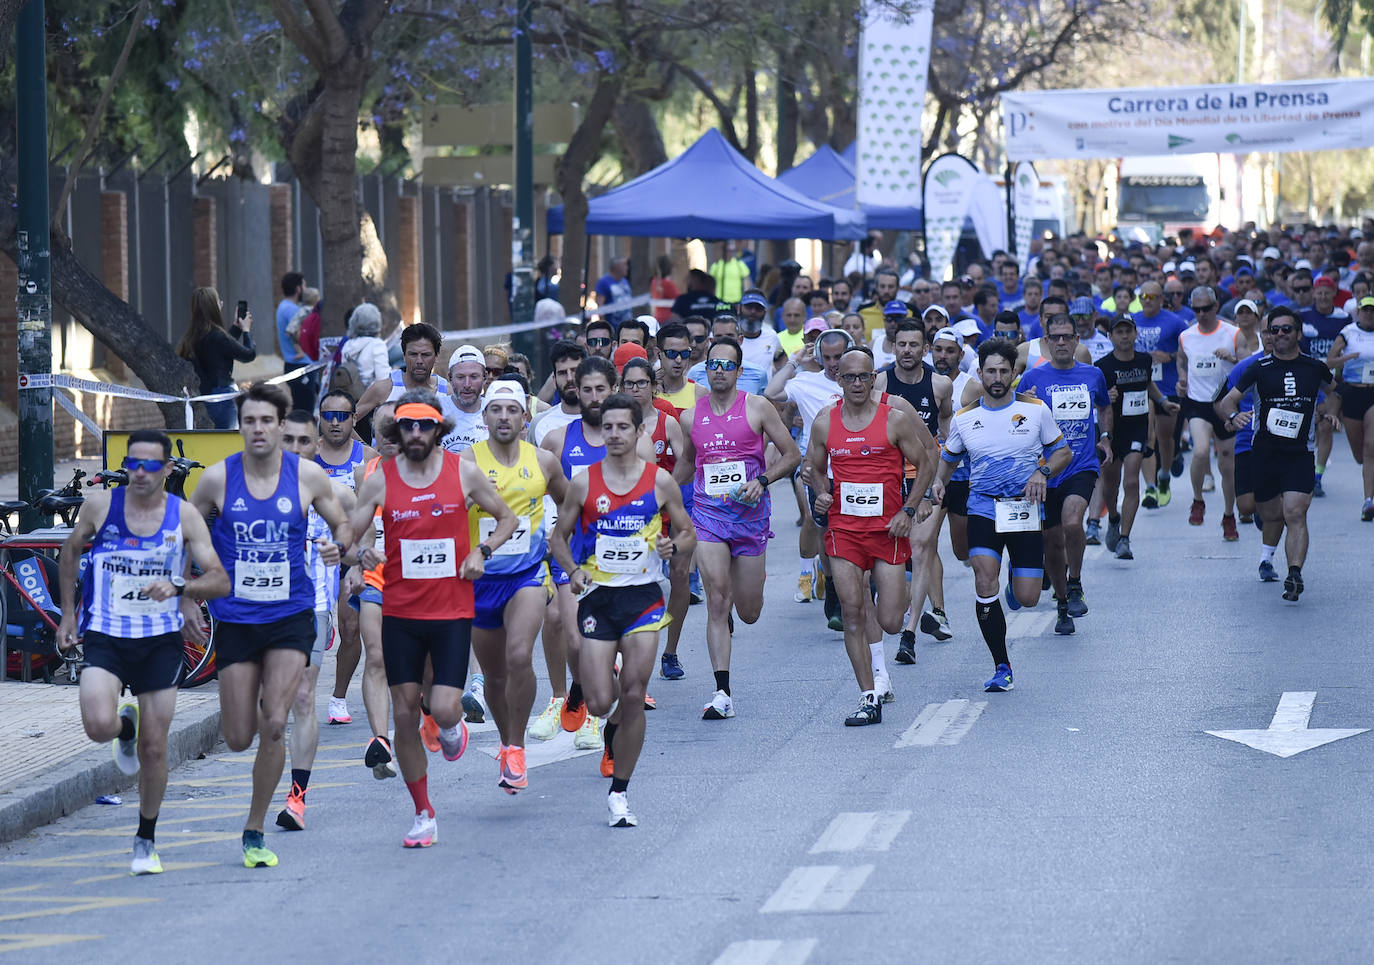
[170, 575, 186, 596]
[1037, 465, 1053, 478]
[477, 543, 494, 560]
[903, 506, 917, 518]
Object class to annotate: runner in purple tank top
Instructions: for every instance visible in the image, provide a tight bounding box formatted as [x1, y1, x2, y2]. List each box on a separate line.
[674, 337, 800, 721]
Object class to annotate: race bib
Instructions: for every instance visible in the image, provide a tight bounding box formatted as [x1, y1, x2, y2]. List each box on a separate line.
[1358, 358, 1374, 384]
[1051, 384, 1091, 422]
[400, 538, 456, 579]
[703, 460, 747, 497]
[596, 534, 651, 575]
[235, 560, 289, 601]
[1122, 390, 1148, 416]
[839, 481, 884, 517]
[1192, 356, 1219, 372]
[478, 515, 531, 556]
[109, 573, 171, 616]
[995, 497, 1041, 533]
[1265, 407, 1303, 440]
[1151, 362, 1164, 382]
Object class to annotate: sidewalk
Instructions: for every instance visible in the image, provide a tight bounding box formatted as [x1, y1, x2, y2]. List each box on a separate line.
[0, 680, 224, 843]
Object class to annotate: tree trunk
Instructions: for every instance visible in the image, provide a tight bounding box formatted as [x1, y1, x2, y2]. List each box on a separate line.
[743, 54, 759, 164]
[613, 95, 669, 285]
[556, 74, 621, 319]
[776, 45, 799, 174]
[314, 79, 367, 336]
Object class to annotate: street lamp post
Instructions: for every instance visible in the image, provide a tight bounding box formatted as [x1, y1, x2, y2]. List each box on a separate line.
[510, 0, 537, 376]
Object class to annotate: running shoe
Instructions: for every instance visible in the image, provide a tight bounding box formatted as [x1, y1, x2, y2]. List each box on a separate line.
[643, 693, 656, 710]
[1066, 580, 1088, 618]
[130, 837, 162, 875]
[419, 711, 441, 753]
[1188, 499, 1205, 526]
[1362, 498, 1374, 522]
[1221, 514, 1239, 542]
[688, 568, 703, 604]
[813, 567, 826, 600]
[660, 653, 685, 680]
[844, 693, 882, 726]
[921, 608, 953, 640]
[1004, 581, 1023, 612]
[984, 664, 1014, 693]
[1171, 452, 1185, 477]
[873, 670, 895, 705]
[1115, 536, 1133, 560]
[1258, 560, 1279, 582]
[599, 743, 615, 779]
[1239, 513, 1254, 524]
[1142, 486, 1159, 509]
[113, 702, 139, 776]
[574, 714, 603, 750]
[1054, 602, 1075, 636]
[439, 720, 469, 761]
[1283, 568, 1304, 602]
[327, 697, 351, 725]
[1104, 517, 1121, 553]
[827, 615, 844, 632]
[894, 629, 917, 665]
[1084, 518, 1101, 545]
[1155, 487, 1172, 508]
[365, 736, 398, 779]
[242, 831, 278, 868]
[608, 791, 638, 828]
[403, 812, 438, 848]
[1313, 478, 1326, 498]
[275, 783, 306, 831]
[1202, 473, 1215, 492]
[500, 746, 528, 793]
[794, 571, 813, 603]
[561, 694, 588, 732]
[529, 696, 564, 741]
[462, 675, 486, 724]
[702, 689, 735, 720]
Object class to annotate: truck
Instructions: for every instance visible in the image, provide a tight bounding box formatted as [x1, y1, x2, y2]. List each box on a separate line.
[1113, 154, 1248, 241]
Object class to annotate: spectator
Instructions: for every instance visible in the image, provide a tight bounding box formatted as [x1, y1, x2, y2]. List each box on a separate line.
[535, 255, 561, 302]
[708, 241, 752, 305]
[670, 269, 720, 320]
[177, 286, 255, 430]
[650, 254, 679, 324]
[595, 256, 633, 325]
[290, 287, 321, 361]
[338, 303, 390, 391]
[275, 270, 315, 412]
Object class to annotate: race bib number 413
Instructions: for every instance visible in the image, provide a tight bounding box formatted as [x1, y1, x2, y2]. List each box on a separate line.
[400, 538, 456, 579]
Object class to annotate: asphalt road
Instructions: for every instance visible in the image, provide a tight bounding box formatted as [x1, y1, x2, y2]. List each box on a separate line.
[3, 448, 1372, 964]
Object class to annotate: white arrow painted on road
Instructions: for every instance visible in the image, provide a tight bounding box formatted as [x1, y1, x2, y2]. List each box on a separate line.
[1206, 692, 1369, 758]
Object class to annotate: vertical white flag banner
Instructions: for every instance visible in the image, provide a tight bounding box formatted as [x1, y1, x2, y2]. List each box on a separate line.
[966, 173, 1008, 260]
[857, 2, 933, 207]
[1012, 160, 1039, 273]
[922, 154, 979, 282]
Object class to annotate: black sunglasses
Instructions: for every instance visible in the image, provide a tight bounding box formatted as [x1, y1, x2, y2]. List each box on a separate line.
[398, 418, 440, 433]
[1269, 324, 1296, 334]
[586, 337, 612, 347]
[661, 348, 692, 360]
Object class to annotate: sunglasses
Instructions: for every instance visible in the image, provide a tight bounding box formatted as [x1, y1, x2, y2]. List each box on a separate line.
[1290, 286, 1312, 293]
[122, 457, 166, 472]
[690, 334, 709, 343]
[1045, 332, 1076, 342]
[320, 409, 352, 423]
[486, 366, 506, 377]
[586, 337, 612, 347]
[705, 359, 739, 372]
[398, 418, 440, 433]
[661, 348, 692, 360]
[838, 372, 875, 385]
[1268, 324, 1296, 334]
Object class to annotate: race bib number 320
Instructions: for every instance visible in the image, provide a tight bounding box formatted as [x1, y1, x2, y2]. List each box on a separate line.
[400, 538, 456, 579]
[839, 481, 883, 517]
[703, 460, 746, 497]
[235, 560, 289, 601]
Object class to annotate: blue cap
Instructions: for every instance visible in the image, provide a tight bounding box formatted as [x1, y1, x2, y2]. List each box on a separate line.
[883, 300, 909, 316]
[1069, 296, 1094, 316]
[739, 291, 768, 308]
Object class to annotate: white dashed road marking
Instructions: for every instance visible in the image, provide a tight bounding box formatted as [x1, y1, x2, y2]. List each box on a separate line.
[894, 699, 987, 748]
[760, 865, 875, 913]
[809, 811, 911, 854]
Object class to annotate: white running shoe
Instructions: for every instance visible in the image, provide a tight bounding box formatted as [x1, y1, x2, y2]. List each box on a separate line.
[702, 689, 735, 720]
[607, 791, 638, 828]
[327, 697, 351, 725]
[129, 836, 162, 875]
[573, 714, 603, 750]
[113, 702, 139, 776]
[873, 669, 896, 704]
[403, 812, 438, 848]
[528, 696, 564, 741]
[1203, 473, 1216, 493]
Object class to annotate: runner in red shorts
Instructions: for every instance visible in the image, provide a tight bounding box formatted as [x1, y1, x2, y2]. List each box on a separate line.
[807, 347, 936, 726]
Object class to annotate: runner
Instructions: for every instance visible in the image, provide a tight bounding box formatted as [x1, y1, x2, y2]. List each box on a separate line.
[355, 322, 454, 426]
[57, 430, 229, 875]
[934, 338, 1071, 692]
[1072, 297, 1114, 362]
[927, 329, 980, 581]
[529, 340, 587, 445]
[676, 336, 801, 719]
[277, 410, 356, 831]
[1017, 314, 1113, 636]
[1133, 281, 1189, 509]
[348, 389, 518, 846]
[1177, 287, 1241, 539]
[443, 345, 491, 455]
[1220, 327, 1278, 578]
[1326, 296, 1374, 520]
[190, 383, 353, 868]
[1216, 307, 1338, 602]
[463, 380, 568, 793]
[312, 389, 375, 728]
[549, 393, 696, 827]
[807, 348, 936, 725]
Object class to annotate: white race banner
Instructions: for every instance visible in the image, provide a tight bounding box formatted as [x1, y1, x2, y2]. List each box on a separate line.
[966, 173, 1007, 262]
[856, 2, 933, 207]
[1012, 161, 1038, 273]
[1002, 77, 1374, 161]
[922, 154, 979, 282]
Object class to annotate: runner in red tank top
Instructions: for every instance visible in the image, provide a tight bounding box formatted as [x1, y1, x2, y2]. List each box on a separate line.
[350, 389, 517, 849]
[807, 348, 937, 727]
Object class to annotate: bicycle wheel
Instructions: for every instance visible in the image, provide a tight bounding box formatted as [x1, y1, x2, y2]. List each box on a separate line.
[180, 600, 217, 688]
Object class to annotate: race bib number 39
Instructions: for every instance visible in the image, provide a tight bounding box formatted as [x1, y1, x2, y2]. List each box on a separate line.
[400, 538, 456, 579]
[703, 460, 746, 497]
[839, 481, 883, 517]
[1122, 390, 1148, 416]
[1265, 407, 1303, 440]
[110, 573, 171, 616]
[596, 534, 651, 575]
[1051, 384, 1092, 422]
[235, 560, 290, 601]
[995, 497, 1041, 533]
[479, 515, 531, 556]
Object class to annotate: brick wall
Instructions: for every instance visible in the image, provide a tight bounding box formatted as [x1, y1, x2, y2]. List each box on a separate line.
[397, 195, 420, 326]
[193, 197, 217, 289]
[453, 195, 470, 327]
[269, 185, 293, 288]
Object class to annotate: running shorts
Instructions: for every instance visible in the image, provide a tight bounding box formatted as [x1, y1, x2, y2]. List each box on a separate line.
[81, 629, 183, 695]
[381, 616, 472, 688]
[1234, 449, 1254, 498]
[1339, 383, 1374, 421]
[1044, 470, 1098, 529]
[577, 583, 668, 641]
[824, 527, 912, 572]
[1181, 396, 1235, 440]
[473, 563, 551, 630]
[215, 611, 316, 668]
[346, 585, 384, 611]
[1111, 421, 1150, 460]
[692, 506, 772, 557]
[967, 513, 1044, 578]
[942, 479, 970, 516]
[1252, 447, 1315, 503]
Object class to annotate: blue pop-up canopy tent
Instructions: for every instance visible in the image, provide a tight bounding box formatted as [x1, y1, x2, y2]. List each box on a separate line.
[546, 129, 867, 241]
[777, 144, 923, 231]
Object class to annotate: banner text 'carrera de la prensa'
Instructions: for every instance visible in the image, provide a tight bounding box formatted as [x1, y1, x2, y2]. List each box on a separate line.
[1001, 77, 1374, 161]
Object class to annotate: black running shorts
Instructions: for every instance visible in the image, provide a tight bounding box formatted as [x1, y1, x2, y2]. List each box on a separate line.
[82, 629, 183, 695]
[215, 611, 316, 668]
[381, 616, 473, 689]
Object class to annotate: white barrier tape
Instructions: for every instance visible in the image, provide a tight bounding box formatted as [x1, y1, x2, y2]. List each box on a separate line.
[54, 389, 103, 441]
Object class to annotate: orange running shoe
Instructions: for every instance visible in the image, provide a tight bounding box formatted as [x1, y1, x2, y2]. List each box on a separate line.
[500, 746, 528, 793]
[561, 694, 588, 732]
[275, 782, 306, 831]
[419, 711, 441, 753]
[643, 693, 657, 710]
[599, 744, 615, 778]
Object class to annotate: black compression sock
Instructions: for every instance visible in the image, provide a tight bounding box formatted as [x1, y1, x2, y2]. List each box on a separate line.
[975, 595, 1009, 667]
[714, 670, 731, 696]
[137, 813, 157, 843]
[291, 768, 310, 792]
[609, 777, 629, 794]
[567, 681, 583, 709]
[603, 722, 617, 758]
[119, 716, 136, 742]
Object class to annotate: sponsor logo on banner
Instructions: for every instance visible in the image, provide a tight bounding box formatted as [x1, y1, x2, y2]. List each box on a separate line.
[856, 2, 933, 207]
[922, 154, 980, 282]
[1012, 161, 1038, 274]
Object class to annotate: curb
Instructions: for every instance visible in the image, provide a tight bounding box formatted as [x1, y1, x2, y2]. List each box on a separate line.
[0, 699, 223, 844]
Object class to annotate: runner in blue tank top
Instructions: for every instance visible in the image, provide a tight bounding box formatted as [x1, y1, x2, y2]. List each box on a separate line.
[191, 383, 352, 870]
[58, 429, 228, 876]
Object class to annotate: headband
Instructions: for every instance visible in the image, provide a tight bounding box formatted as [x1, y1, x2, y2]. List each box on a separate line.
[395, 403, 443, 421]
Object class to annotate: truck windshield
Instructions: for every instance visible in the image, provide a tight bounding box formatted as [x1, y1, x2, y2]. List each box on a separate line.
[1119, 175, 1209, 220]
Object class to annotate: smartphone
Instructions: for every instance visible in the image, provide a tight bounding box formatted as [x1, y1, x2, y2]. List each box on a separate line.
[236, 300, 248, 320]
